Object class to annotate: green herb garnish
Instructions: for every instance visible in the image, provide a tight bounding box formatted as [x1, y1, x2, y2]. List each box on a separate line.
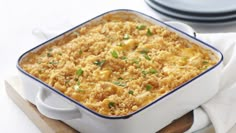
[118, 77, 123, 80]
[76, 68, 83, 76]
[143, 54, 151, 60]
[200, 65, 209, 70]
[48, 61, 58, 65]
[139, 49, 151, 60]
[94, 60, 106, 67]
[202, 61, 208, 64]
[79, 50, 83, 55]
[139, 49, 149, 54]
[79, 89, 85, 92]
[142, 70, 148, 77]
[123, 34, 130, 40]
[147, 28, 153, 36]
[77, 81, 80, 85]
[111, 50, 118, 58]
[145, 84, 152, 91]
[47, 53, 52, 57]
[182, 57, 188, 61]
[113, 81, 126, 87]
[121, 56, 127, 60]
[128, 90, 134, 95]
[136, 25, 146, 30]
[108, 102, 115, 108]
[131, 58, 140, 64]
[149, 68, 157, 74]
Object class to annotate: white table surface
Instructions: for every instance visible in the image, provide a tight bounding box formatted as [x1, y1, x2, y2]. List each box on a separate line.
[1, 0, 236, 132]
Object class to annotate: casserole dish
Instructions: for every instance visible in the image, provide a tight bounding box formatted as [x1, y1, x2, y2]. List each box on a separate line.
[17, 9, 223, 133]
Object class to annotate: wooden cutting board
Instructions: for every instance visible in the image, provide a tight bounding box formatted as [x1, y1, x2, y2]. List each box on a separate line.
[4, 77, 193, 133]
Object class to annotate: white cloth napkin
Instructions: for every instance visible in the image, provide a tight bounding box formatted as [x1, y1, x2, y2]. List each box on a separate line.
[32, 18, 236, 133]
[187, 33, 236, 133]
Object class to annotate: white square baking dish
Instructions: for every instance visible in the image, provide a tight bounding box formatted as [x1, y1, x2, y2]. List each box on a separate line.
[17, 9, 223, 133]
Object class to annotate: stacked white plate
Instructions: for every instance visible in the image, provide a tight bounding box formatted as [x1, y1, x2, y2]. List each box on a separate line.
[145, 0, 236, 24]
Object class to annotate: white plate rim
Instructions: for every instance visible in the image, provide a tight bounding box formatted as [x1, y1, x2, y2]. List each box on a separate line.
[153, 0, 236, 14]
[145, 0, 236, 23]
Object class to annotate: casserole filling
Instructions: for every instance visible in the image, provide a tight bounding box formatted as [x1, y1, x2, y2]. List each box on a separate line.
[20, 12, 217, 116]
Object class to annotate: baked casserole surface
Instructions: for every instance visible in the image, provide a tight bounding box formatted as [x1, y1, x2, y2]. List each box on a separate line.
[20, 12, 217, 116]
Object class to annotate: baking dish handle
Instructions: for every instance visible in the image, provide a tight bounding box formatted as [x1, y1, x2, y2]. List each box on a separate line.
[35, 88, 81, 120]
[166, 21, 196, 37]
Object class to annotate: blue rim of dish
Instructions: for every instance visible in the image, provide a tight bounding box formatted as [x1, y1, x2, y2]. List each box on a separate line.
[146, 0, 236, 23]
[16, 9, 223, 120]
[151, 0, 236, 16]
